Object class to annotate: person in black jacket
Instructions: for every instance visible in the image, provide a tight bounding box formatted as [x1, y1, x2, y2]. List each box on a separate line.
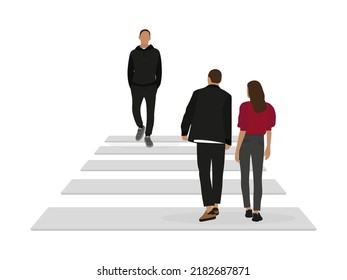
[128, 29, 162, 147]
[181, 69, 232, 222]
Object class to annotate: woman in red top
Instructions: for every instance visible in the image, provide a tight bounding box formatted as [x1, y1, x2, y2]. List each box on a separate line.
[235, 80, 276, 222]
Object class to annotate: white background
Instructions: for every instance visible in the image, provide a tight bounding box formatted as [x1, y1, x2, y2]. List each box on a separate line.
[1, 0, 346, 279]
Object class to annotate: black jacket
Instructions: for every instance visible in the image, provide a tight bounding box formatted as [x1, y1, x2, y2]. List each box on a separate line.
[181, 85, 232, 145]
[127, 45, 162, 88]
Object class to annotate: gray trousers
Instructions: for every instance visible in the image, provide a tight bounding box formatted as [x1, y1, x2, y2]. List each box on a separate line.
[239, 134, 264, 211]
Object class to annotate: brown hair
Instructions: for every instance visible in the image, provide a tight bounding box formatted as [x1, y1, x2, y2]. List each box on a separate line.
[247, 80, 266, 113]
[208, 69, 222, 83]
[139, 29, 151, 36]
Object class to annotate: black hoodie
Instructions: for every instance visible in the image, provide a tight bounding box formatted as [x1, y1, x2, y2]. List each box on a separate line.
[127, 45, 162, 88]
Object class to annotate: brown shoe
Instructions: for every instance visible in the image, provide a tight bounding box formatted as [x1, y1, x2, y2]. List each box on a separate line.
[199, 210, 216, 222]
[212, 207, 219, 216]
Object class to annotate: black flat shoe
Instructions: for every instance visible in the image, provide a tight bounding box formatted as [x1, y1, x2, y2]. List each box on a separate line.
[252, 212, 263, 222]
[245, 209, 253, 218]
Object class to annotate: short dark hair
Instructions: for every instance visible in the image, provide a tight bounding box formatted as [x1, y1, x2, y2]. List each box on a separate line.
[139, 29, 151, 36]
[208, 69, 222, 83]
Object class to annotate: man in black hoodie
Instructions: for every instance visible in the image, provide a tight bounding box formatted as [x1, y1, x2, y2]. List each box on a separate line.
[181, 69, 232, 222]
[128, 29, 162, 147]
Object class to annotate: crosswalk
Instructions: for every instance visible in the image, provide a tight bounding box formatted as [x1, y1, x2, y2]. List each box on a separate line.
[95, 146, 236, 155]
[31, 135, 315, 231]
[32, 207, 314, 231]
[81, 159, 253, 171]
[62, 179, 285, 195]
[105, 135, 239, 143]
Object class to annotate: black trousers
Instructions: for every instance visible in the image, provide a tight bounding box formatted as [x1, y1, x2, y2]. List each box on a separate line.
[196, 143, 225, 206]
[130, 84, 157, 136]
[239, 134, 264, 211]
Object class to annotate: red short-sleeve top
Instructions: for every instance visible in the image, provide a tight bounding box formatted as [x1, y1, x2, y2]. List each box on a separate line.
[237, 101, 276, 135]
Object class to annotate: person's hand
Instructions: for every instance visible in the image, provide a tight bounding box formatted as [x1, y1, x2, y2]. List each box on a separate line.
[182, 135, 188, 141]
[225, 144, 231, 150]
[265, 147, 271, 160]
[235, 150, 240, 163]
